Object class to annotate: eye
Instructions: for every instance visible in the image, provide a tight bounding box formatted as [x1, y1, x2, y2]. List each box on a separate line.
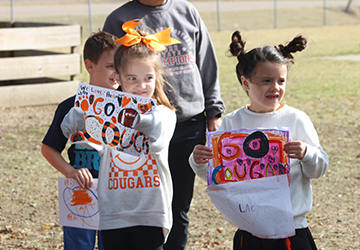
[128, 76, 136, 81]
[107, 64, 114, 68]
[263, 79, 271, 83]
[278, 79, 286, 85]
[145, 76, 154, 81]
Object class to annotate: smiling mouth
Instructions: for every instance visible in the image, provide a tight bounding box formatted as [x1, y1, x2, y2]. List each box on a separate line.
[134, 92, 147, 96]
[267, 94, 279, 99]
[109, 77, 118, 84]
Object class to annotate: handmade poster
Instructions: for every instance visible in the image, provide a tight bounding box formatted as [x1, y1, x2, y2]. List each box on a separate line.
[205, 128, 294, 239]
[207, 175, 295, 239]
[70, 83, 157, 157]
[206, 128, 290, 185]
[58, 177, 99, 230]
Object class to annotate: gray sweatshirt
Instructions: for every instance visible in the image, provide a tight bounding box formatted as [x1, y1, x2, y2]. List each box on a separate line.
[103, 0, 225, 122]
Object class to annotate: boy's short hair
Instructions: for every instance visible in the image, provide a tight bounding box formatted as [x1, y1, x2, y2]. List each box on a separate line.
[83, 31, 119, 64]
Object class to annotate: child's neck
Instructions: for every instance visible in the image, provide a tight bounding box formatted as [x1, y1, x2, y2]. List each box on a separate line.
[246, 104, 285, 113]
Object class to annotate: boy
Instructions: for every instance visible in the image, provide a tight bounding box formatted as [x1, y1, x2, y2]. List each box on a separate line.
[41, 31, 119, 250]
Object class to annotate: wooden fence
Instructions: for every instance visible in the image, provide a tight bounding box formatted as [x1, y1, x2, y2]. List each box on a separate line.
[0, 22, 81, 107]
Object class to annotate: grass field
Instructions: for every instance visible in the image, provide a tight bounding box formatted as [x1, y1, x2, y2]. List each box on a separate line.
[1, 2, 360, 249]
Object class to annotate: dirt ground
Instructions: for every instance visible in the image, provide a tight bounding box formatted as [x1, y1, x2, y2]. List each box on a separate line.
[0, 102, 359, 249]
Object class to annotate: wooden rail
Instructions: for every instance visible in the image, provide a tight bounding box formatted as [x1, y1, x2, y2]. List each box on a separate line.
[0, 22, 81, 107]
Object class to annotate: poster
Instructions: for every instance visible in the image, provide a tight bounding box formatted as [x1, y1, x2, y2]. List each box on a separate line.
[58, 177, 99, 230]
[207, 175, 295, 239]
[70, 83, 157, 157]
[206, 128, 295, 239]
[206, 128, 290, 185]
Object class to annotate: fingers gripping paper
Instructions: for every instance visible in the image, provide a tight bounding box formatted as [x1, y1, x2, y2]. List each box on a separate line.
[58, 177, 99, 229]
[206, 128, 295, 239]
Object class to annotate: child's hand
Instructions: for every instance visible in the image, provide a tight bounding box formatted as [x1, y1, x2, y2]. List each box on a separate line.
[66, 168, 93, 189]
[193, 145, 213, 164]
[284, 141, 307, 160]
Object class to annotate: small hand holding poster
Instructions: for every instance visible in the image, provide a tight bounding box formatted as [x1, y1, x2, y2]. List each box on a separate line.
[206, 128, 295, 239]
[70, 83, 157, 157]
[58, 177, 99, 229]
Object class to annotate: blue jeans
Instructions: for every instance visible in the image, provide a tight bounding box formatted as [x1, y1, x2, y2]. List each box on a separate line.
[63, 226, 104, 250]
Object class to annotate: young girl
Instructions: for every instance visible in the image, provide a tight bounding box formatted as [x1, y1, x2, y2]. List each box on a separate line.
[189, 31, 329, 250]
[61, 20, 179, 250]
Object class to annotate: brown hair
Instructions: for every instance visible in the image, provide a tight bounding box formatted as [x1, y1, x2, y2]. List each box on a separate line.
[114, 38, 176, 111]
[83, 31, 119, 64]
[229, 30, 307, 86]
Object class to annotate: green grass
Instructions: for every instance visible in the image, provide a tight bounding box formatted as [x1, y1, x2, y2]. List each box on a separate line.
[200, 6, 360, 31]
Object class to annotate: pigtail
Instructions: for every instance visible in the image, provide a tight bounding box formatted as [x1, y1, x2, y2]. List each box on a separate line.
[229, 31, 246, 60]
[276, 35, 307, 63]
[228, 31, 248, 85]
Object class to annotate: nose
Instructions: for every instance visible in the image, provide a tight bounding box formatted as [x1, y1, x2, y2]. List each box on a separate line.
[271, 81, 280, 91]
[139, 82, 147, 89]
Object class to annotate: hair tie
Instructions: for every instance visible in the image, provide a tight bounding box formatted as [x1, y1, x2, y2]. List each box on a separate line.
[115, 19, 181, 51]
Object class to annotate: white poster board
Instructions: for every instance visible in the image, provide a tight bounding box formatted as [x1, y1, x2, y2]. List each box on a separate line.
[207, 175, 295, 239]
[206, 128, 295, 239]
[70, 83, 156, 157]
[58, 177, 99, 230]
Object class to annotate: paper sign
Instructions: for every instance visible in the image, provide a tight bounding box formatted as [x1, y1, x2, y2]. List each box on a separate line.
[207, 175, 295, 239]
[70, 83, 157, 156]
[206, 128, 290, 185]
[58, 177, 99, 230]
[205, 128, 294, 239]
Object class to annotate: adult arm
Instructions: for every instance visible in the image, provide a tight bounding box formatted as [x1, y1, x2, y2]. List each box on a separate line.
[195, 15, 225, 121]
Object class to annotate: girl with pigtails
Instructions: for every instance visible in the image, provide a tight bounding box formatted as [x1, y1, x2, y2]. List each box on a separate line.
[61, 20, 180, 250]
[189, 31, 329, 250]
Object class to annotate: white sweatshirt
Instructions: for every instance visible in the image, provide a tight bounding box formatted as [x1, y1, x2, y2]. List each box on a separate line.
[189, 105, 328, 229]
[95, 105, 176, 241]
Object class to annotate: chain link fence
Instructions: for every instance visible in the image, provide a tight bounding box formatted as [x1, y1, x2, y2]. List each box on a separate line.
[1, 0, 359, 32]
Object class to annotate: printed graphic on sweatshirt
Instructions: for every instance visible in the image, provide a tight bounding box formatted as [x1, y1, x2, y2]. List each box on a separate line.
[207, 128, 290, 185]
[154, 27, 195, 76]
[70, 83, 156, 157]
[108, 151, 160, 190]
[72, 144, 101, 171]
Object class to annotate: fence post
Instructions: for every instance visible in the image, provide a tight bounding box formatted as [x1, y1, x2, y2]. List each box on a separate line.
[216, 0, 221, 31]
[10, 0, 14, 23]
[274, 0, 278, 29]
[88, 0, 93, 33]
[345, 0, 353, 12]
[324, 0, 327, 25]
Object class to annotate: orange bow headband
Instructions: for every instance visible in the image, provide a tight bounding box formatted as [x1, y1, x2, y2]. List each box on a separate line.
[115, 19, 181, 52]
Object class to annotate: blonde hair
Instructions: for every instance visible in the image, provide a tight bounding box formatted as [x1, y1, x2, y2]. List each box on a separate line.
[114, 41, 176, 111]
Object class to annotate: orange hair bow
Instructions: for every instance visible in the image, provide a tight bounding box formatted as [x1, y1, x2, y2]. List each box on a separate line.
[115, 19, 181, 52]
